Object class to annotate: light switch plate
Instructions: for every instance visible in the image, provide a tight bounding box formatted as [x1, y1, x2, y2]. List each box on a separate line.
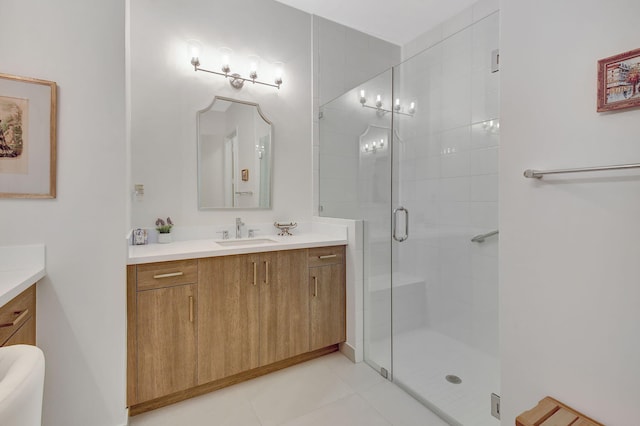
[491, 393, 501, 419]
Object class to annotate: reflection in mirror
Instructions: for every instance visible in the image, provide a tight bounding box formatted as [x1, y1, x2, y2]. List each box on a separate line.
[198, 97, 272, 209]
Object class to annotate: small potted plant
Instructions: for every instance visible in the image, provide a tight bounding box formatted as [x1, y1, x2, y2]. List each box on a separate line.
[155, 217, 174, 243]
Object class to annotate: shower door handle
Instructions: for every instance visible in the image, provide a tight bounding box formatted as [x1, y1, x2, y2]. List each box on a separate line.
[393, 206, 409, 242]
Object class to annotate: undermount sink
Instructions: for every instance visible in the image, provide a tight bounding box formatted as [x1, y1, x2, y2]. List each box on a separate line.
[215, 238, 277, 247]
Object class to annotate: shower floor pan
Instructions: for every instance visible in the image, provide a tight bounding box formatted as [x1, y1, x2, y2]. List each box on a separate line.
[368, 327, 499, 426]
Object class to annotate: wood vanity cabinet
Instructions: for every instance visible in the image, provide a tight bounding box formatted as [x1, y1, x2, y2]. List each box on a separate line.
[128, 245, 345, 415]
[308, 246, 346, 351]
[198, 254, 260, 383]
[0, 285, 36, 347]
[128, 260, 198, 405]
[259, 249, 310, 365]
[198, 249, 309, 384]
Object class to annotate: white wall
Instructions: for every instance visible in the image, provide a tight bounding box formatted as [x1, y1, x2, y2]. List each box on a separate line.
[130, 0, 312, 230]
[0, 1, 127, 425]
[500, 1, 640, 424]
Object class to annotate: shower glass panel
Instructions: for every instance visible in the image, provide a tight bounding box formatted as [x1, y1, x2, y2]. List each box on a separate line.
[319, 69, 393, 376]
[318, 11, 499, 426]
[391, 12, 500, 425]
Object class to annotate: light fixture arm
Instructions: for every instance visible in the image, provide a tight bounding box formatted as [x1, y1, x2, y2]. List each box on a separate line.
[191, 62, 281, 89]
[360, 103, 414, 117]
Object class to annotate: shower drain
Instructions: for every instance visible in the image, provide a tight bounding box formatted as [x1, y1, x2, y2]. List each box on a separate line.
[445, 374, 462, 384]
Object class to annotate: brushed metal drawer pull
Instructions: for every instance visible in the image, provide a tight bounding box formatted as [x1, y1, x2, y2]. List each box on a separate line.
[252, 262, 257, 286]
[153, 272, 184, 279]
[318, 254, 337, 259]
[264, 261, 270, 284]
[313, 276, 318, 297]
[189, 296, 194, 323]
[0, 309, 29, 328]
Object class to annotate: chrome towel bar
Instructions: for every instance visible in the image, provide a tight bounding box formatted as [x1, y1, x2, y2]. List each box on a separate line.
[524, 163, 640, 179]
[471, 230, 498, 243]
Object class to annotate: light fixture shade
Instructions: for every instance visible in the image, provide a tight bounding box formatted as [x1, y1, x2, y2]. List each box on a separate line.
[187, 39, 202, 67]
[219, 47, 233, 73]
[273, 61, 284, 86]
[248, 55, 261, 79]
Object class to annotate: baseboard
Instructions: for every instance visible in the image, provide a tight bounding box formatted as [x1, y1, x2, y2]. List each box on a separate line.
[339, 342, 356, 362]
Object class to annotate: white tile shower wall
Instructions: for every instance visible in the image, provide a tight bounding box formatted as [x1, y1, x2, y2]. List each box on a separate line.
[318, 71, 393, 221]
[313, 16, 400, 215]
[130, 0, 313, 229]
[402, 0, 499, 61]
[397, 7, 500, 355]
[314, 17, 401, 107]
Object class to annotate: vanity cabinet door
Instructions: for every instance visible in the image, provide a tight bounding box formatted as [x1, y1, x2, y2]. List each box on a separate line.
[3, 316, 35, 346]
[309, 247, 346, 351]
[136, 283, 197, 403]
[0, 284, 36, 346]
[259, 249, 310, 365]
[198, 255, 259, 384]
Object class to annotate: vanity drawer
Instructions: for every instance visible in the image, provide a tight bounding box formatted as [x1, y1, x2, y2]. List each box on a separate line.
[137, 260, 198, 291]
[307, 246, 345, 267]
[0, 285, 36, 346]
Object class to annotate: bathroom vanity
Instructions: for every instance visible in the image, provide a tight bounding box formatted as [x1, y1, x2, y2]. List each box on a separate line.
[126, 237, 346, 415]
[0, 244, 45, 348]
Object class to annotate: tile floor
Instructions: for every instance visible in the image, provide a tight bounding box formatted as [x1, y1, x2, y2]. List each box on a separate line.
[129, 351, 449, 426]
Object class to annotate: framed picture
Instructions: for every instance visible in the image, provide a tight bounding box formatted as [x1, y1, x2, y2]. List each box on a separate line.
[0, 73, 57, 198]
[241, 168, 249, 181]
[597, 48, 640, 112]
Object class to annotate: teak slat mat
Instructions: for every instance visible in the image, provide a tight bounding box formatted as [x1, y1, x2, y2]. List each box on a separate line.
[516, 397, 604, 426]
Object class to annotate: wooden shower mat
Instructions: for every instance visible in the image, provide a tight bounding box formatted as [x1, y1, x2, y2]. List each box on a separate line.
[516, 396, 604, 426]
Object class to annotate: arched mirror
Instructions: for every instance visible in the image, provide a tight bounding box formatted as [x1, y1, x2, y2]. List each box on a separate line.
[197, 97, 272, 209]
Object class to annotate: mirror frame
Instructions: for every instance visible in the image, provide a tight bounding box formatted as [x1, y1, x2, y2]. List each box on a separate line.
[196, 96, 273, 210]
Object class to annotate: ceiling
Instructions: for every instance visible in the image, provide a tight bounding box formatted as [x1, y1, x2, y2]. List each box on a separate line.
[273, 0, 479, 45]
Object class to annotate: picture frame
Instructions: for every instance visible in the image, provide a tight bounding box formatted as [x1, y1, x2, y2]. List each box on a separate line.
[241, 168, 249, 181]
[597, 47, 640, 112]
[0, 73, 57, 198]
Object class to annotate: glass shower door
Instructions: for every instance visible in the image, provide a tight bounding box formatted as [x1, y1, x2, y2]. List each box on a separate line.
[319, 69, 393, 377]
[390, 12, 500, 426]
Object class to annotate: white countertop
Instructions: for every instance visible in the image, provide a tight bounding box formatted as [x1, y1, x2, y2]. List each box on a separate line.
[0, 244, 46, 307]
[128, 233, 348, 265]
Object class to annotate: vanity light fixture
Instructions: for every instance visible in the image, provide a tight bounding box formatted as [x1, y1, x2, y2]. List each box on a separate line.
[188, 40, 283, 90]
[362, 139, 386, 154]
[482, 119, 500, 133]
[359, 90, 415, 117]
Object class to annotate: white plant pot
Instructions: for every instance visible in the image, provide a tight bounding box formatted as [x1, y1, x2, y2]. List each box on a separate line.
[158, 233, 172, 244]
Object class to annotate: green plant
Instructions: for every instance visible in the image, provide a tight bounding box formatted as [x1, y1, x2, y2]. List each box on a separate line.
[155, 217, 173, 233]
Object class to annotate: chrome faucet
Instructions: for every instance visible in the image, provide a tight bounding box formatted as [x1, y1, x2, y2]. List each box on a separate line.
[235, 217, 244, 239]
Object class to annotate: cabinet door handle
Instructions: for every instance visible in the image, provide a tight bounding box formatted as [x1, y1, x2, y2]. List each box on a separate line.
[313, 276, 318, 297]
[189, 296, 194, 323]
[264, 261, 270, 284]
[0, 309, 29, 328]
[318, 254, 337, 259]
[252, 262, 257, 286]
[153, 271, 184, 279]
